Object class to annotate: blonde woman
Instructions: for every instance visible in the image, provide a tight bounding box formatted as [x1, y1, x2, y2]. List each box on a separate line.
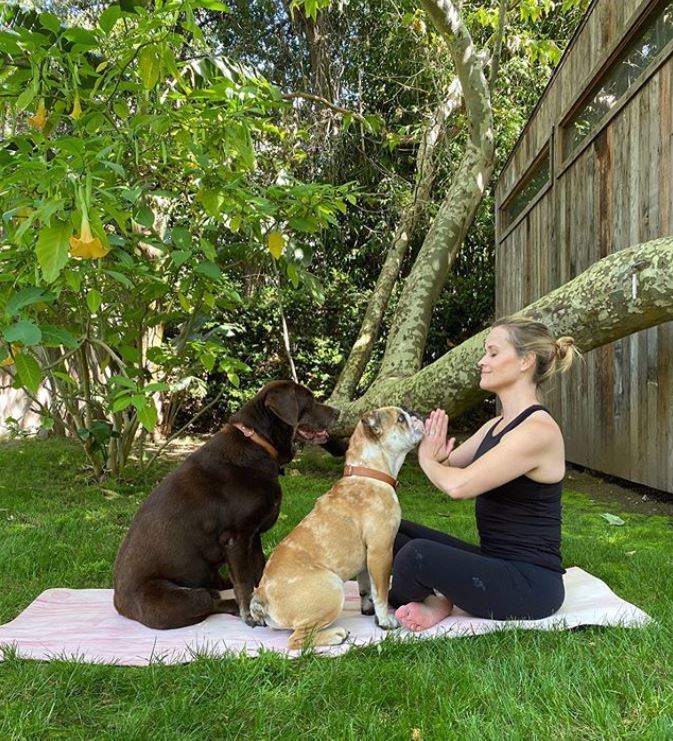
[391, 317, 581, 631]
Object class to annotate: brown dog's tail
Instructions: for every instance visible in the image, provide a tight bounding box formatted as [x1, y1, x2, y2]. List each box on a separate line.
[249, 588, 268, 626]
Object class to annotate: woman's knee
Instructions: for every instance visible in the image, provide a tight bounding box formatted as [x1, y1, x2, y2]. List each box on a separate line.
[393, 538, 435, 573]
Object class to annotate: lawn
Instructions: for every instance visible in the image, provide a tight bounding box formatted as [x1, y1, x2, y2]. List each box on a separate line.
[1, 437, 672, 740]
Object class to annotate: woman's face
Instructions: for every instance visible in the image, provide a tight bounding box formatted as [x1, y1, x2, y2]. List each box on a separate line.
[478, 327, 530, 392]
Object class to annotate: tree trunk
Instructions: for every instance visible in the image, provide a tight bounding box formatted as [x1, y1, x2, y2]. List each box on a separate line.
[376, 0, 495, 380]
[329, 78, 463, 404]
[329, 236, 673, 436]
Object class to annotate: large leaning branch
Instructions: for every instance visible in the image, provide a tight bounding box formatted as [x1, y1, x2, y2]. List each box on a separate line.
[328, 236, 673, 436]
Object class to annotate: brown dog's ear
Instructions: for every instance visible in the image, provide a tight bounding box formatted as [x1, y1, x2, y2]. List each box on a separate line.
[265, 386, 299, 427]
[361, 410, 382, 439]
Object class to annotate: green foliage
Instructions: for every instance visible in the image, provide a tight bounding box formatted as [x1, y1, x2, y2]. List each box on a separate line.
[0, 0, 593, 471]
[0, 0, 354, 476]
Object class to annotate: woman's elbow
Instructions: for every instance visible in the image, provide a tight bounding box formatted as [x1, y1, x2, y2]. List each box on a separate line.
[445, 483, 469, 500]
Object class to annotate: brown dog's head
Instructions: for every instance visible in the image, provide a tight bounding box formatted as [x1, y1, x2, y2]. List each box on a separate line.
[263, 381, 340, 444]
[233, 380, 340, 464]
[351, 406, 424, 462]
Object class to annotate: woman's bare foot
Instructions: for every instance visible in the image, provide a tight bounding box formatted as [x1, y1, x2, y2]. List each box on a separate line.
[394, 595, 454, 631]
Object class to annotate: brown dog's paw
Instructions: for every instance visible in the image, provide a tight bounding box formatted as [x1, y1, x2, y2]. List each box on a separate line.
[360, 594, 375, 615]
[212, 595, 240, 616]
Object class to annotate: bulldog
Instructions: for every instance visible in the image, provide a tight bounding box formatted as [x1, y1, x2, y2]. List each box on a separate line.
[249, 406, 424, 649]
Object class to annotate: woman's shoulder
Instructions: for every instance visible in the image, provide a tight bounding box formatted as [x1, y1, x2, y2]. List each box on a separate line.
[528, 406, 560, 428]
[518, 408, 563, 444]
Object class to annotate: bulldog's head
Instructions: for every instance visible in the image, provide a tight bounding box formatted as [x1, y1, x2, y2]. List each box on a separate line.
[357, 406, 425, 458]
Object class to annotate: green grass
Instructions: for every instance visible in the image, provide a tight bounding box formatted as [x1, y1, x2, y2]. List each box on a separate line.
[1, 438, 673, 739]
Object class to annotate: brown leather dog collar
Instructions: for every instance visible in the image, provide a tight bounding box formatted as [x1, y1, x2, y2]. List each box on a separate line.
[232, 422, 279, 460]
[343, 464, 399, 490]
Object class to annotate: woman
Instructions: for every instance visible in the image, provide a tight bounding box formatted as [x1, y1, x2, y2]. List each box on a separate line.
[390, 317, 581, 631]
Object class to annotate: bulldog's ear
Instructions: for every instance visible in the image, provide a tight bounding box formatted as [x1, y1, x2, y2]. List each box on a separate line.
[362, 410, 383, 439]
[265, 387, 299, 427]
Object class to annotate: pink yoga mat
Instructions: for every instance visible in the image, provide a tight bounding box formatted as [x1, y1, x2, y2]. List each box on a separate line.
[0, 567, 650, 666]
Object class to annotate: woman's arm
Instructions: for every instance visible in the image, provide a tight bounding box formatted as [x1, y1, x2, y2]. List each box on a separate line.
[418, 409, 561, 499]
[445, 418, 497, 468]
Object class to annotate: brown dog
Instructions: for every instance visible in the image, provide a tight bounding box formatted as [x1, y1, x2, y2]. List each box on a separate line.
[249, 407, 424, 648]
[113, 380, 340, 629]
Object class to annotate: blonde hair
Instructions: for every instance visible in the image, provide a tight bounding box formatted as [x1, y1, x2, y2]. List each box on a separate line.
[492, 316, 581, 386]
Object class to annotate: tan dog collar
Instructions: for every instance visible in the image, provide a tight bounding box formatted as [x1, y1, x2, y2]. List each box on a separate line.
[343, 464, 399, 490]
[232, 422, 279, 460]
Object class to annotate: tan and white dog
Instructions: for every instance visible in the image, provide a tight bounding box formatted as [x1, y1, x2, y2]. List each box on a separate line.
[249, 406, 424, 649]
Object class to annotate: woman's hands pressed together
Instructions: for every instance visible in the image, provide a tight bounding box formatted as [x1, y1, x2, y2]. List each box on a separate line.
[418, 409, 456, 468]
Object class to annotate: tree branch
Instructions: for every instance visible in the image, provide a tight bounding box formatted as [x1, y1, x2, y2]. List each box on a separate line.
[329, 237, 673, 436]
[281, 91, 368, 126]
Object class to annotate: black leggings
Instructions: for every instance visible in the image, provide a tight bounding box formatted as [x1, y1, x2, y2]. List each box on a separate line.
[389, 520, 565, 620]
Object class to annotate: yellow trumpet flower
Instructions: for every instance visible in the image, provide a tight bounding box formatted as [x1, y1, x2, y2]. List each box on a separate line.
[27, 99, 48, 131]
[71, 93, 82, 120]
[69, 211, 109, 259]
[267, 230, 285, 259]
[0, 345, 19, 368]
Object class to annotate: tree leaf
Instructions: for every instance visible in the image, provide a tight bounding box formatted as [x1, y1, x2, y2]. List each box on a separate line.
[287, 262, 300, 288]
[63, 27, 98, 49]
[14, 352, 41, 394]
[64, 271, 82, 293]
[86, 289, 103, 314]
[15, 88, 36, 112]
[138, 45, 161, 91]
[171, 251, 191, 267]
[113, 99, 130, 119]
[111, 395, 133, 413]
[194, 261, 222, 280]
[53, 370, 77, 387]
[193, 0, 230, 10]
[39, 12, 62, 33]
[196, 189, 223, 218]
[109, 375, 137, 390]
[36, 219, 72, 283]
[600, 513, 625, 526]
[288, 216, 317, 233]
[135, 205, 155, 228]
[99, 4, 121, 33]
[4, 321, 42, 346]
[103, 270, 134, 289]
[7, 287, 55, 316]
[0, 31, 22, 56]
[171, 226, 191, 250]
[136, 402, 157, 432]
[177, 291, 191, 312]
[143, 382, 170, 393]
[39, 325, 78, 348]
[227, 123, 255, 170]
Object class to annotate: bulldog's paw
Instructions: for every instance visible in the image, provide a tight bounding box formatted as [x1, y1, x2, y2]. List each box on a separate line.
[375, 613, 399, 630]
[325, 626, 349, 645]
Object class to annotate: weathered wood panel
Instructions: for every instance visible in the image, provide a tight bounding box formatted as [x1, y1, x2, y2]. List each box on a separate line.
[496, 0, 673, 492]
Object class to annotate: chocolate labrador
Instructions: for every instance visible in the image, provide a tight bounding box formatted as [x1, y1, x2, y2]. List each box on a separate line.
[113, 380, 340, 629]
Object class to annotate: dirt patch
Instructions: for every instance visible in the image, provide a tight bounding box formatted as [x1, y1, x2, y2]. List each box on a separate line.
[565, 464, 673, 517]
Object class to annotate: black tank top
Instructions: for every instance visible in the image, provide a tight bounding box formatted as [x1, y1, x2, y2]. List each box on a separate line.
[473, 405, 564, 573]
